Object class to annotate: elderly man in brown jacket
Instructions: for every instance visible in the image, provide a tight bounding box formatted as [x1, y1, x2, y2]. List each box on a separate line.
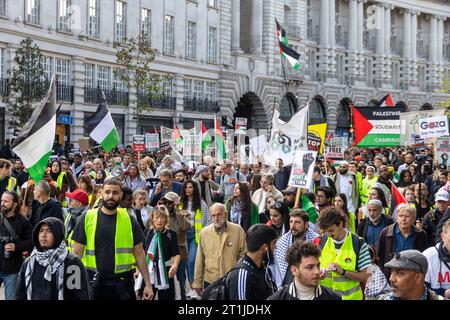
[193, 203, 247, 296]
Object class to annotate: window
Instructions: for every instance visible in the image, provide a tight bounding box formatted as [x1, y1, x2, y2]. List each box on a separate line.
[141, 9, 151, 45]
[97, 65, 111, 90]
[84, 63, 95, 87]
[0, 0, 5, 16]
[208, 0, 217, 8]
[113, 68, 125, 91]
[186, 21, 197, 59]
[58, 0, 71, 31]
[184, 79, 192, 99]
[25, 0, 40, 24]
[162, 76, 174, 96]
[55, 58, 71, 85]
[41, 56, 53, 81]
[115, 1, 126, 43]
[87, 0, 99, 37]
[164, 15, 174, 55]
[193, 80, 204, 100]
[0, 48, 4, 77]
[208, 26, 217, 63]
[205, 82, 217, 101]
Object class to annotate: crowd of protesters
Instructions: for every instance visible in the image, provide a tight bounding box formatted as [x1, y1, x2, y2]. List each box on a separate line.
[0, 142, 449, 300]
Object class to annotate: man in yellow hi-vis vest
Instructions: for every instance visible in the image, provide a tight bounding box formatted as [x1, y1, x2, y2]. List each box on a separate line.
[318, 207, 371, 300]
[0, 159, 17, 199]
[71, 179, 154, 300]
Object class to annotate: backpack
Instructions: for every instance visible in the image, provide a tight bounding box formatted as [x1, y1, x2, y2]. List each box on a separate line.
[201, 264, 252, 300]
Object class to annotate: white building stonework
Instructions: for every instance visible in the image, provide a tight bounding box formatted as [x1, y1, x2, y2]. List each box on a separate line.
[0, 0, 449, 149]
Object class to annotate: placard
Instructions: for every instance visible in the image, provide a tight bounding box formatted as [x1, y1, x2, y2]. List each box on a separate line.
[235, 117, 248, 135]
[419, 115, 449, 139]
[145, 133, 159, 151]
[133, 135, 145, 153]
[435, 136, 450, 167]
[78, 138, 90, 152]
[324, 137, 345, 159]
[287, 150, 317, 189]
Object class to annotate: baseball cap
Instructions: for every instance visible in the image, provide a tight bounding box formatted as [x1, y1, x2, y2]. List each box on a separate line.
[162, 191, 179, 203]
[435, 189, 450, 202]
[282, 187, 297, 195]
[73, 152, 83, 158]
[384, 250, 428, 274]
[65, 189, 89, 206]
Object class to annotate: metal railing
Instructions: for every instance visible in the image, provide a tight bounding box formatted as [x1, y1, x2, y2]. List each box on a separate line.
[56, 83, 73, 103]
[183, 97, 218, 113]
[0, 79, 73, 103]
[84, 86, 129, 105]
[0, 78, 8, 96]
[137, 93, 176, 110]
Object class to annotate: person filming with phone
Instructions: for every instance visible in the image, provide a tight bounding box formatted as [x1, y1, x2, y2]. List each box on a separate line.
[149, 169, 182, 207]
[252, 173, 283, 215]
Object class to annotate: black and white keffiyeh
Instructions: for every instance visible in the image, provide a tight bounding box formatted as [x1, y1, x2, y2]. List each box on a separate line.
[25, 240, 68, 300]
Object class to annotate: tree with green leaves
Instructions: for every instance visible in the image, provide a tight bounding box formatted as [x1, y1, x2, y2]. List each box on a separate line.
[2, 38, 48, 129]
[114, 33, 164, 134]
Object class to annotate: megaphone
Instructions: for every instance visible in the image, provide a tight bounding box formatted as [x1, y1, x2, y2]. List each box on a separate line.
[111, 166, 124, 177]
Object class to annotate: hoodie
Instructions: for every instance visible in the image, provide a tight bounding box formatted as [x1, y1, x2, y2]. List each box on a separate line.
[30, 198, 65, 227]
[15, 217, 92, 300]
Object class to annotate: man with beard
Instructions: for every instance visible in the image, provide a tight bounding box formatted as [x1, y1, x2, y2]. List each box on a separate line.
[271, 209, 319, 288]
[334, 161, 359, 214]
[71, 153, 85, 179]
[357, 199, 394, 248]
[374, 165, 393, 207]
[193, 203, 246, 296]
[318, 207, 371, 300]
[282, 187, 296, 210]
[316, 186, 335, 213]
[268, 241, 341, 300]
[71, 178, 154, 300]
[226, 224, 278, 300]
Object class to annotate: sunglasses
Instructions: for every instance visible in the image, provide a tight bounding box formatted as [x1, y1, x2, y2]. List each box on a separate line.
[393, 253, 423, 273]
[270, 201, 284, 210]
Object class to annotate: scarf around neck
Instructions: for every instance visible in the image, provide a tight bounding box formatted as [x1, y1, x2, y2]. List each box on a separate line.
[25, 240, 68, 300]
[147, 230, 169, 290]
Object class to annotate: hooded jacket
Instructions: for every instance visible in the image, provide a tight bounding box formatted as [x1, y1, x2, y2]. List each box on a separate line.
[30, 198, 64, 227]
[15, 217, 92, 300]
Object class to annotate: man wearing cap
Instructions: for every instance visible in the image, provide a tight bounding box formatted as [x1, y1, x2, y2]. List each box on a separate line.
[423, 188, 450, 246]
[158, 191, 191, 300]
[71, 153, 85, 179]
[64, 189, 90, 251]
[282, 187, 297, 210]
[334, 161, 359, 214]
[357, 199, 394, 248]
[219, 160, 246, 203]
[193, 165, 219, 208]
[375, 250, 444, 300]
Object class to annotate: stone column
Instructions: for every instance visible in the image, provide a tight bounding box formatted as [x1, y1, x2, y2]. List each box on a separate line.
[376, 4, 385, 55]
[320, 0, 330, 46]
[329, 0, 336, 47]
[384, 4, 392, 55]
[71, 56, 87, 146]
[429, 15, 438, 63]
[437, 16, 445, 63]
[231, 0, 241, 52]
[410, 12, 418, 60]
[403, 10, 411, 60]
[357, 0, 364, 51]
[250, 0, 262, 54]
[348, 0, 357, 51]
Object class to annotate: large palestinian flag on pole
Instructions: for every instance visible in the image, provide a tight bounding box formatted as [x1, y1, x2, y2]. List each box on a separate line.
[214, 114, 226, 163]
[377, 93, 395, 107]
[12, 75, 57, 183]
[85, 92, 120, 153]
[276, 19, 300, 69]
[201, 122, 212, 151]
[353, 106, 405, 147]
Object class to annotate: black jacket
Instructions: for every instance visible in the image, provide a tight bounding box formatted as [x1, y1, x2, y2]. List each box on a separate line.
[226, 255, 276, 300]
[436, 207, 450, 244]
[30, 198, 64, 227]
[267, 282, 342, 300]
[423, 208, 444, 247]
[15, 217, 92, 300]
[357, 215, 394, 246]
[0, 213, 33, 274]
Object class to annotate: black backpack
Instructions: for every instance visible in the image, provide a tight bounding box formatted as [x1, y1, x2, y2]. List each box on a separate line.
[201, 264, 252, 300]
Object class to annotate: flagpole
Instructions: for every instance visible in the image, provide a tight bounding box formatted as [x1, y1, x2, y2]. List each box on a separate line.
[214, 114, 218, 164]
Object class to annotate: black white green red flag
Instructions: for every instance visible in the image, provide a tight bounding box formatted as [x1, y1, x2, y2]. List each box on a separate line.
[276, 19, 300, 69]
[11, 75, 57, 184]
[377, 93, 395, 107]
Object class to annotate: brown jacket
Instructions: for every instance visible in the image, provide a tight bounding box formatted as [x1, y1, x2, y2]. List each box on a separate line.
[168, 208, 191, 261]
[193, 221, 246, 288]
[377, 223, 429, 278]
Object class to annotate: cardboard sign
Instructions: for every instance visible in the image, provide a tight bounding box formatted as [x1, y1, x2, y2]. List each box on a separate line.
[158, 142, 171, 158]
[324, 137, 345, 159]
[288, 150, 317, 189]
[235, 117, 248, 135]
[435, 136, 450, 167]
[133, 135, 145, 153]
[78, 138, 90, 152]
[145, 133, 159, 151]
[419, 115, 449, 139]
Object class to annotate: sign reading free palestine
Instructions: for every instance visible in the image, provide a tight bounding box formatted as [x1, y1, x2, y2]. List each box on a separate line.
[353, 106, 405, 147]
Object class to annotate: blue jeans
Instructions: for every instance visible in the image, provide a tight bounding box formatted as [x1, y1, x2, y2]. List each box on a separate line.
[0, 273, 17, 300]
[176, 260, 187, 300]
[186, 228, 197, 284]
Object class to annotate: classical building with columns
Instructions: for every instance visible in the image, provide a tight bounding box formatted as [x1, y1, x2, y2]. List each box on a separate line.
[0, 0, 449, 149]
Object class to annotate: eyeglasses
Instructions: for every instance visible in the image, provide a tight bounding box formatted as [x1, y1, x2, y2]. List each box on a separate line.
[393, 253, 423, 273]
[270, 201, 284, 210]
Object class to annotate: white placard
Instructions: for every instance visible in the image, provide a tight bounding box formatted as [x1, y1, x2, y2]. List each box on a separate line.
[287, 150, 317, 189]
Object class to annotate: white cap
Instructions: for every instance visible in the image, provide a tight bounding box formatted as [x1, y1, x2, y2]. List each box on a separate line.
[435, 188, 450, 202]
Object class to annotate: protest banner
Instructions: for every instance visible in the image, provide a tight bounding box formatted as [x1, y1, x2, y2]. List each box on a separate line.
[324, 137, 345, 159]
[235, 117, 248, 135]
[145, 133, 159, 152]
[263, 106, 308, 166]
[400, 109, 445, 145]
[239, 144, 254, 164]
[435, 136, 450, 167]
[158, 141, 171, 158]
[418, 115, 449, 139]
[78, 138, 90, 152]
[132, 135, 145, 153]
[160, 126, 174, 147]
[308, 123, 327, 154]
[182, 128, 202, 161]
[287, 150, 317, 190]
[250, 135, 268, 157]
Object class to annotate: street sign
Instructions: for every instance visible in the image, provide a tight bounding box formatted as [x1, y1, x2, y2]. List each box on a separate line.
[58, 114, 74, 125]
[133, 135, 145, 153]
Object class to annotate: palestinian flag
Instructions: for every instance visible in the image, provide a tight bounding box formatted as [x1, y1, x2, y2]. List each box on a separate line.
[85, 92, 119, 153]
[214, 115, 226, 162]
[302, 194, 318, 224]
[276, 19, 300, 69]
[174, 123, 183, 146]
[390, 181, 407, 218]
[353, 106, 405, 147]
[201, 122, 212, 151]
[12, 75, 57, 184]
[378, 94, 395, 107]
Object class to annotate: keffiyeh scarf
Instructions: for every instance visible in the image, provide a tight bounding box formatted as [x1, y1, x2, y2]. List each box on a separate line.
[25, 241, 68, 300]
[147, 230, 169, 290]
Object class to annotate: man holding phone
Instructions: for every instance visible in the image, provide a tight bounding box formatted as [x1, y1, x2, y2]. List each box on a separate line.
[252, 173, 283, 214]
[149, 169, 182, 207]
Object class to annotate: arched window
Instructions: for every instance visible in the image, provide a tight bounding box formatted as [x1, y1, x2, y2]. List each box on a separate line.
[309, 97, 326, 124]
[337, 101, 350, 128]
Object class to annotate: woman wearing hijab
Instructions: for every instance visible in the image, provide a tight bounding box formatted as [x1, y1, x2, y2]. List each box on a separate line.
[15, 217, 91, 300]
[94, 169, 107, 185]
[49, 160, 75, 207]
